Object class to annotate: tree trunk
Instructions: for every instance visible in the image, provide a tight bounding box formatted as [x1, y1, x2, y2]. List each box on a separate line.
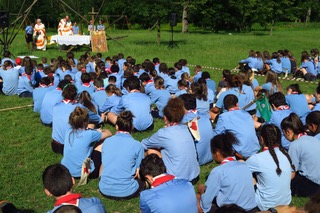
[270, 20, 274, 36]
[305, 6, 311, 24]
[157, 18, 160, 45]
[182, 2, 188, 33]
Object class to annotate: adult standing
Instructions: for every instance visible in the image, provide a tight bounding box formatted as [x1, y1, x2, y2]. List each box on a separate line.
[58, 15, 72, 36]
[97, 20, 105, 31]
[72, 22, 79, 35]
[33, 19, 47, 51]
[25, 22, 34, 52]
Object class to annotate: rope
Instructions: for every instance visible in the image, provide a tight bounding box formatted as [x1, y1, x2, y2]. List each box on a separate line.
[0, 104, 33, 112]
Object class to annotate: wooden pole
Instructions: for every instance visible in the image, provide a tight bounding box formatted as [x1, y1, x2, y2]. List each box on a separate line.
[0, 104, 33, 112]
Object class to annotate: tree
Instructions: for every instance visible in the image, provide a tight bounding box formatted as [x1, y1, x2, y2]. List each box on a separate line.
[129, 0, 174, 44]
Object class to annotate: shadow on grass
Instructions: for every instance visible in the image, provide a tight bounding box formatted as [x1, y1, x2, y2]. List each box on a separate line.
[133, 39, 188, 46]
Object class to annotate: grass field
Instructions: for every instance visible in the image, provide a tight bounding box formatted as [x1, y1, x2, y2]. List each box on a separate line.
[0, 22, 318, 212]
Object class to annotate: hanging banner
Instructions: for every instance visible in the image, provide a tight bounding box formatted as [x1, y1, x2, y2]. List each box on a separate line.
[91, 31, 108, 52]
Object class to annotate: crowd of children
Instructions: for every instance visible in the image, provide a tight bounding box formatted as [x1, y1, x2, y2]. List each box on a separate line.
[1, 49, 320, 213]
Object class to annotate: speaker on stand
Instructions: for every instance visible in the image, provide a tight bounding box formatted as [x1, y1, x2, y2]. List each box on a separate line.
[0, 12, 9, 28]
[168, 12, 179, 49]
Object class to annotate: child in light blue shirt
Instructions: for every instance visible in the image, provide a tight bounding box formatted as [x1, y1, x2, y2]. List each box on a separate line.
[246, 124, 294, 211]
[198, 132, 257, 212]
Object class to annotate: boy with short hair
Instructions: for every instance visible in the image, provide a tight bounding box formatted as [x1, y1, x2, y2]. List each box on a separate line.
[17, 66, 34, 97]
[42, 164, 106, 213]
[33, 77, 52, 112]
[193, 65, 202, 83]
[91, 78, 107, 113]
[77, 73, 95, 95]
[139, 154, 197, 213]
[108, 76, 153, 132]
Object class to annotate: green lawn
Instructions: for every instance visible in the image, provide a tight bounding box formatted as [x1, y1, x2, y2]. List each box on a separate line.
[0, 23, 318, 212]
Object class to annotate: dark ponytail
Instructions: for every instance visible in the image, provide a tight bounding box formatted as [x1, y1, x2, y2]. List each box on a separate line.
[260, 124, 282, 175]
[116, 111, 134, 132]
[281, 113, 305, 135]
[306, 111, 320, 136]
[211, 132, 239, 158]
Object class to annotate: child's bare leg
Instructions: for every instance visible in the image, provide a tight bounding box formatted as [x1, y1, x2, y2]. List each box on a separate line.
[145, 149, 162, 158]
[107, 112, 118, 125]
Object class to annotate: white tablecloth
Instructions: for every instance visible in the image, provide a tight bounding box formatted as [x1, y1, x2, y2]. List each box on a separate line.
[50, 35, 91, 45]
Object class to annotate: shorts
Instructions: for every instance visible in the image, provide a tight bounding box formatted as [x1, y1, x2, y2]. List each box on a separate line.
[304, 73, 316, 81]
[25, 34, 33, 43]
[100, 178, 146, 200]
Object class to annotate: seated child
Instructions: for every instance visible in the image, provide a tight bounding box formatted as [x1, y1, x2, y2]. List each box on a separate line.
[281, 113, 320, 197]
[0, 60, 19, 95]
[165, 67, 179, 94]
[174, 62, 183, 79]
[109, 65, 122, 89]
[174, 79, 189, 97]
[99, 111, 145, 199]
[107, 76, 153, 132]
[286, 83, 310, 124]
[149, 76, 171, 118]
[198, 132, 257, 213]
[193, 65, 202, 83]
[190, 82, 210, 116]
[246, 124, 295, 211]
[139, 154, 197, 213]
[61, 107, 111, 179]
[40, 80, 69, 126]
[17, 66, 34, 98]
[213, 94, 260, 159]
[202, 71, 216, 94]
[139, 72, 155, 96]
[78, 91, 102, 126]
[42, 164, 106, 213]
[100, 84, 121, 119]
[306, 111, 320, 140]
[265, 52, 282, 74]
[91, 78, 107, 113]
[268, 92, 293, 149]
[141, 98, 200, 183]
[179, 59, 190, 75]
[180, 94, 214, 165]
[33, 77, 52, 112]
[77, 73, 95, 95]
[198, 78, 215, 107]
[52, 84, 81, 154]
[216, 69, 231, 96]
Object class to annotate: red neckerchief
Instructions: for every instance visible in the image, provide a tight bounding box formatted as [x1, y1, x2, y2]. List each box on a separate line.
[228, 107, 239, 111]
[130, 89, 140, 93]
[38, 69, 43, 72]
[96, 88, 104, 91]
[291, 92, 299, 94]
[54, 194, 81, 206]
[221, 156, 236, 165]
[296, 133, 307, 139]
[56, 88, 62, 91]
[277, 105, 290, 110]
[187, 109, 197, 114]
[39, 84, 47, 88]
[82, 83, 90, 87]
[152, 174, 175, 188]
[262, 146, 278, 152]
[22, 73, 31, 81]
[116, 131, 130, 134]
[146, 80, 154, 84]
[165, 122, 179, 128]
[47, 73, 54, 77]
[62, 99, 76, 104]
